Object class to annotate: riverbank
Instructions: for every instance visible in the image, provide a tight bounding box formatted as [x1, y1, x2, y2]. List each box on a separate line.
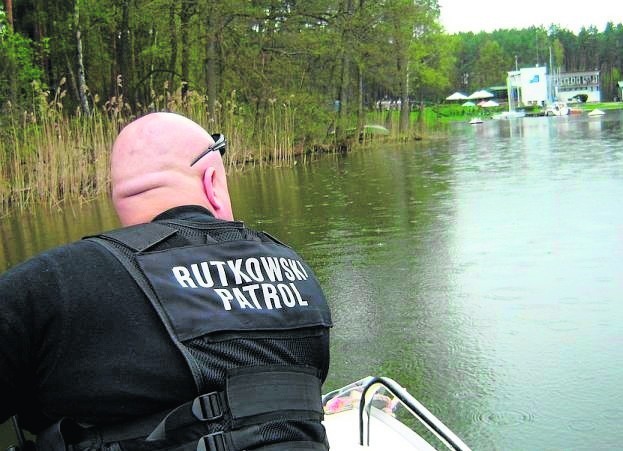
[11, 96, 617, 216]
[574, 101, 623, 111]
[0, 95, 430, 216]
[0, 91, 307, 214]
[428, 101, 623, 122]
[4, 97, 617, 216]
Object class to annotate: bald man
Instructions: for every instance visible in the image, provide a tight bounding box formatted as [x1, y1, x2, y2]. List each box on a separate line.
[0, 113, 332, 451]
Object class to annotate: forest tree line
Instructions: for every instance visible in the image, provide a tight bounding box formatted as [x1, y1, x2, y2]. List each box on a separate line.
[1, 0, 623, 137]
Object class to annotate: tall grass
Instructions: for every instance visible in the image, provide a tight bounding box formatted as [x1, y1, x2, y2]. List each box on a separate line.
[0, 104, 117, 213]
[1, 82, 441, 215]
[0, 83, 323, 215]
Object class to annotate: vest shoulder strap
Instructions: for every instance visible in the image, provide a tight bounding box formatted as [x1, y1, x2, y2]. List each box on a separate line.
[258, 231, 290, 247]
[84, 225, 206, 391]
[85, 222, 177, 252]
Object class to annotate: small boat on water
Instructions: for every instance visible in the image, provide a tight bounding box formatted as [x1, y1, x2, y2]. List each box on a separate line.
[469, 117, 483, 125]
[544, 102, 570, 116]
[588, 108, 605, 117]
[323, 377, 472, 450]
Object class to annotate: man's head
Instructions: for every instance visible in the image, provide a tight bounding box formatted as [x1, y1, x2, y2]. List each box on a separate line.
[111, 112, 233, 226]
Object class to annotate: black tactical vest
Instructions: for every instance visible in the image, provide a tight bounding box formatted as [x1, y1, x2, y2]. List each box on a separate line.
[35, 217, 332, 451]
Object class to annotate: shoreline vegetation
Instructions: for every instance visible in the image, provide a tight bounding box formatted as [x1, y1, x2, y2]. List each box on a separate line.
[0, 85, 436, 216]
[1, 85, 621, 217]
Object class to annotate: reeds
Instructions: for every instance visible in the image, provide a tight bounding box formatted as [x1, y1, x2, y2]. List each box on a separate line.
[0, 82, 119, 214]
[0, 82, 317, 215]
[1, 79, 425, 215]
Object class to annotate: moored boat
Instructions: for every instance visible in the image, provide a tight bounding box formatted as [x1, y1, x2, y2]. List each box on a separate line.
[544, 102, 570, 116]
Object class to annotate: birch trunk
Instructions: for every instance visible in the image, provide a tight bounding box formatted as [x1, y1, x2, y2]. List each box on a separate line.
[206, 8, 218, 123]
[75, 0, 90, 115]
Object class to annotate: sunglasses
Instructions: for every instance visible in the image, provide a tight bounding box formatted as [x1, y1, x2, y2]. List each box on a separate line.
[190, 133, 227, 166]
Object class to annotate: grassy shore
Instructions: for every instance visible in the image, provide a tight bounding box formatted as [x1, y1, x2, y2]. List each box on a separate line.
[0, 89, 421, 216]
[4, 89, 618, 216]
[422, 101, 623, 122]
[573, 101, 623, 111]
[0, 92, 286, 214]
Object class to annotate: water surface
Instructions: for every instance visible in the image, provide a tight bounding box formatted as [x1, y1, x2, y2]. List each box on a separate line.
[1, 111, 622, 450]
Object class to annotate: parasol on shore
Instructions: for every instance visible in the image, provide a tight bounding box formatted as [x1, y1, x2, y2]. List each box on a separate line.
[446, 92, 468, 101]
[467, 90, 494, 100]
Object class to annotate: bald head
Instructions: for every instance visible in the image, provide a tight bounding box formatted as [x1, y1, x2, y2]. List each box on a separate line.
[111, 112, 233, 225]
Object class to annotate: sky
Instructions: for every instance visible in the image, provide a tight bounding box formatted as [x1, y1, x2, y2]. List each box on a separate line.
[438, 0, 623, 34]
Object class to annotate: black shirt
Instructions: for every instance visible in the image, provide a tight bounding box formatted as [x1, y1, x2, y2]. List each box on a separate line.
[0, 206, 330, 435]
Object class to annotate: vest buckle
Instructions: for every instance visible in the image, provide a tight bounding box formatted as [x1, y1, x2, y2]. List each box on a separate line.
[192, 391, 224, 421]
[197, 431, 228, 451]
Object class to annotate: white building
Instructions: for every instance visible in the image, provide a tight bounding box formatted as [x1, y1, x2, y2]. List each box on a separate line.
[550, 71, 601, 102]
[507, 67, 601, 107]
[506, 67, 548, 107]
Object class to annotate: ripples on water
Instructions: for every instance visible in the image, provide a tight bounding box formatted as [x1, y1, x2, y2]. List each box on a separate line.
[250, 112, 623, 450]
[1, 111, 623, 450]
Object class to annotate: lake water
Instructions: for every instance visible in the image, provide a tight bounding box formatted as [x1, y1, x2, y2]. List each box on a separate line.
[2, 111, 623, 450]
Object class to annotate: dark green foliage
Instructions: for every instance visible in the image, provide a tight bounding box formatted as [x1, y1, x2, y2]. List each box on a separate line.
[450, 24, 623, 101]
[0, 18, 44, 108]
[1, 0, 452, 134]
[2, 1, 623, 133]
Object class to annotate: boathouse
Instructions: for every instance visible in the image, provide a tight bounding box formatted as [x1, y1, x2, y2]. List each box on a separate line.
[506, 66, 548, 107]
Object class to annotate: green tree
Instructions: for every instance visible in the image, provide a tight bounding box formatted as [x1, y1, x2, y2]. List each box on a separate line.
[473, 40, 508, 88]
[549, 25, 578, 70]
[578, 26, 600, 70]
[0, 16, 43, 108]
[381, 0, 441, 133]
[598, 22, 623, 100]
[408, 6, 453, 103]
[551, 38, 565, 70]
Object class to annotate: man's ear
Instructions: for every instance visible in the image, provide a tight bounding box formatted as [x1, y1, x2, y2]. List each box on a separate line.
[203, 166, 223, 214]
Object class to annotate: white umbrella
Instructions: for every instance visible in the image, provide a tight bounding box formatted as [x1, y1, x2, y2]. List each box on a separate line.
[467, 90, 494, 100]
[446, 91, 468, 101]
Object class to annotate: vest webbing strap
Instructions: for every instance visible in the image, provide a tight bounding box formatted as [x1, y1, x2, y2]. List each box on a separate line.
[253, 442, 327, 451]
[34, 418, 65, 451]
[196, 431, 328, 451]
[37, 364, 325, 450]
[147, 367, 323, 442]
